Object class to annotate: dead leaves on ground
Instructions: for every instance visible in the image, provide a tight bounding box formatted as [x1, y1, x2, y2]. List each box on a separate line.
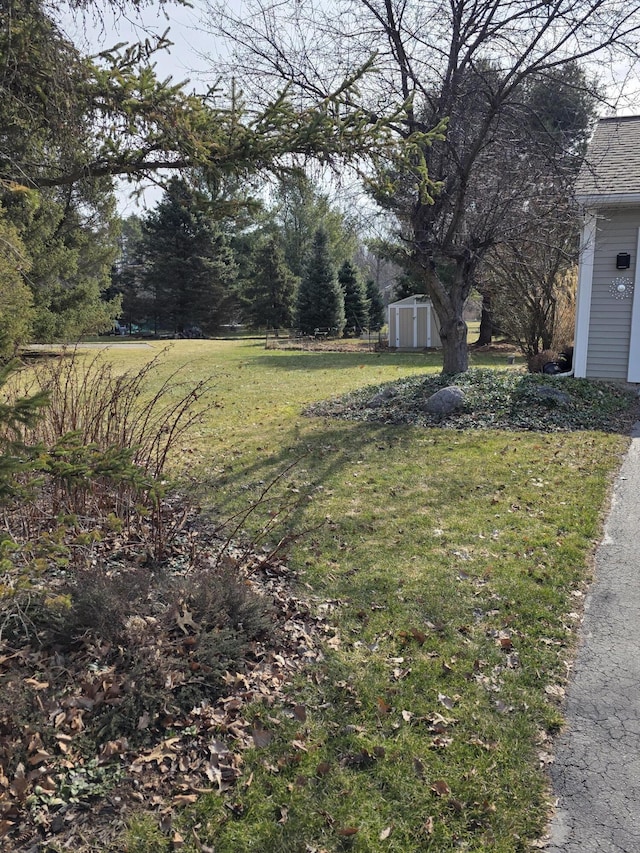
[0, 551, 334, 850]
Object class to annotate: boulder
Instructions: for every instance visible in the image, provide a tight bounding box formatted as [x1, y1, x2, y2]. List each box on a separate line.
[533, 385, 572, 407]
[367, 387, 397, 408]
[424, 385, 466, 415]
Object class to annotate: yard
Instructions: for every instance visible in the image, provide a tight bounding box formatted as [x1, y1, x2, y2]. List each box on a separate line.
[1, 338, 633, 851]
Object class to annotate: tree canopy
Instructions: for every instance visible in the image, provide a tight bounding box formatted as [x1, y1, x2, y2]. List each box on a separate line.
[210, 0, 637, 371]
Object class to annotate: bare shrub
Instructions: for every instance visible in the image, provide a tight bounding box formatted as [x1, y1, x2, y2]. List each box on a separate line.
[4, 561, 274, 742]
[527, 349, 558, 373]
[0, 348, 211, 564]
[16, 346, 210, 477]
[551, 268, 577, 353]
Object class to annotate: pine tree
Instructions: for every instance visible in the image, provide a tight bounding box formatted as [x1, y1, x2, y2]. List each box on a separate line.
[366, 279, 386, 331]
[142, 179, 238, 335]
[295, 229, 345, 336]
[0, 212, 34, 357]
[244, 238, 297, 332]
[338, 260, 368, 336]
[0, 362, 48, 505]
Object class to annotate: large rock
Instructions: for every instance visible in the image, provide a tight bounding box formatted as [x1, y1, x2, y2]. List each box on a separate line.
[533, 384, 572, 407]
[367, 387, 397, 408]
[424, 385, 466, 415]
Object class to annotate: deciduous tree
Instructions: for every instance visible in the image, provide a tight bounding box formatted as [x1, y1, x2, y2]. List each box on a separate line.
[211, 0, 637, 372]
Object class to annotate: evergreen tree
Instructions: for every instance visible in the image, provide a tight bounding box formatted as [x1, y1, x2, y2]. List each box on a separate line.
[244, 238, 297, 332]
[109, 216, 151, 331]
[142, 179, 238, 335]
[0, 212, 34, 357]
[0, 362, 48, 505]
[366, 279, 386, 331]
[273, 173, 359, 278]
[295, 229, 345, 336]
[338, 260, 368, 336]
[2, 181, 121, 341]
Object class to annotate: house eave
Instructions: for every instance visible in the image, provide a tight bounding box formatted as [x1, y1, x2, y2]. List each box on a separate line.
[576, 192, 640, 208]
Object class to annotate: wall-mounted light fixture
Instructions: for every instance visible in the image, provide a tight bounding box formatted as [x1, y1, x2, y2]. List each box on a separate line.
[616, 252, 631, 269]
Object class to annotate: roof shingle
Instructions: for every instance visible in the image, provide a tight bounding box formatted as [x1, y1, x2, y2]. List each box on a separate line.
[575, 116, 640, 198]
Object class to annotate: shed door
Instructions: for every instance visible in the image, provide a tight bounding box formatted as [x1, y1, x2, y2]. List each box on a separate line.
[627, 227, 640, 382]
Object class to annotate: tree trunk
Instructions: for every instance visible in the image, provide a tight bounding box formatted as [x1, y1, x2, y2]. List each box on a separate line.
[440, 316, 469, 374]
[476, 293, 493, 345]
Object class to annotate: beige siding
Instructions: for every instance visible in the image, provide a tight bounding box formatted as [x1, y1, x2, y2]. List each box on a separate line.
[415, 306, 427, 348]
[388, 298, 442, 349]
[398, 307, 413, 346]
[586, 208, 639, 379]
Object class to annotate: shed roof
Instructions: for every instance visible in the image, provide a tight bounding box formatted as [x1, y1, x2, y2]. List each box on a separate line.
[575, 116, 640, 201]
[387, 295, 433, 308]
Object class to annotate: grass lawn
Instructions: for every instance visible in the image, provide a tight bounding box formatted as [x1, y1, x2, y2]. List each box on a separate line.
[19, 340, 631, 851]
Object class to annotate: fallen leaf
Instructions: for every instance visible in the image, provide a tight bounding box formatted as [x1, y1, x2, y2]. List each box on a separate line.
[252, 724, 273, 748]
[336, 827, 359, 836]
[24, 678, 49, 690]
[9, 764, 28, 800]
[172, 794, 198, 806]
[292, 704, 307, 723]
[137, 711, 151, 730]
[377, 697, 391, 714]
[27, 749, 52, 766]
[176, 606, 197, 635]
[423, 816, 434, 835]
[431, 779, 451, 796]
[379, 826, 392, 840]
[316, 762, 331, 777]
[0, 821, 15, 839]
[438, 693, 458, 710]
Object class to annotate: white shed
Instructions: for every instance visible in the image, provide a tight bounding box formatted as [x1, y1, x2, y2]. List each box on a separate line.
[387, 295, 441, 351]
[574, 116, 640, 381]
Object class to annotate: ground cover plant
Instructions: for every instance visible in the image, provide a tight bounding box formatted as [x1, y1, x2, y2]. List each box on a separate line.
[306, 369, 638, 433]
[0, 339, 635, 852]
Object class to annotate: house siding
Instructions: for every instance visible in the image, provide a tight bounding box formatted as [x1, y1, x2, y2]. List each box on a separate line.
[585, 208, 639, 379]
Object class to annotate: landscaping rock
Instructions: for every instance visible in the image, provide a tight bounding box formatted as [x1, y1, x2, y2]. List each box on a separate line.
[533, 385, 572, 407]
[424, 385, 466, 415]
[367, 387, 397, 408]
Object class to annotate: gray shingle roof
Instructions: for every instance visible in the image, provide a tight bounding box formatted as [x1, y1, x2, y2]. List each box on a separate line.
[575, 116, 640, 198]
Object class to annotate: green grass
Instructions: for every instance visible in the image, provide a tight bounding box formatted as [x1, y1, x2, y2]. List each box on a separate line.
[104, 340, 627, 852]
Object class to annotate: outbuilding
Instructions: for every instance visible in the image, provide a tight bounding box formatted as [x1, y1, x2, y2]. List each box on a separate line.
[574, 116, 640, 381]
[387, 295, 441, 351]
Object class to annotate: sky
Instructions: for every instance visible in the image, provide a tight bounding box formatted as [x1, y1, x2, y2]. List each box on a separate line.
[62, 0, 226, 213]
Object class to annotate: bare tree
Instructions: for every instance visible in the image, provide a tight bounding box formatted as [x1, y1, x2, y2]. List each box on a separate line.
[206, 0, 639, 373]
[482, 199, 579, 360]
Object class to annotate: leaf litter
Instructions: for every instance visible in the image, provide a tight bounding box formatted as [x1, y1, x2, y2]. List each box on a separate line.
[0, 511, 339, 851]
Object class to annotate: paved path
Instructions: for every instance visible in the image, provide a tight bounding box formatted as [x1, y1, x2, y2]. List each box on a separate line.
[546, 423, 640, 852]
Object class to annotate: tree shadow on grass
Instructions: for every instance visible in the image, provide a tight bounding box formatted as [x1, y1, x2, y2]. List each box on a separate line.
[250, 350, 442, 372]
[195, 417, 480, 581]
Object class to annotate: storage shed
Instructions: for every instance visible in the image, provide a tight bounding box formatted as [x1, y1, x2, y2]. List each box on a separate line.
[388, 295, 441, 350]
[574, 116, 640, 381]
